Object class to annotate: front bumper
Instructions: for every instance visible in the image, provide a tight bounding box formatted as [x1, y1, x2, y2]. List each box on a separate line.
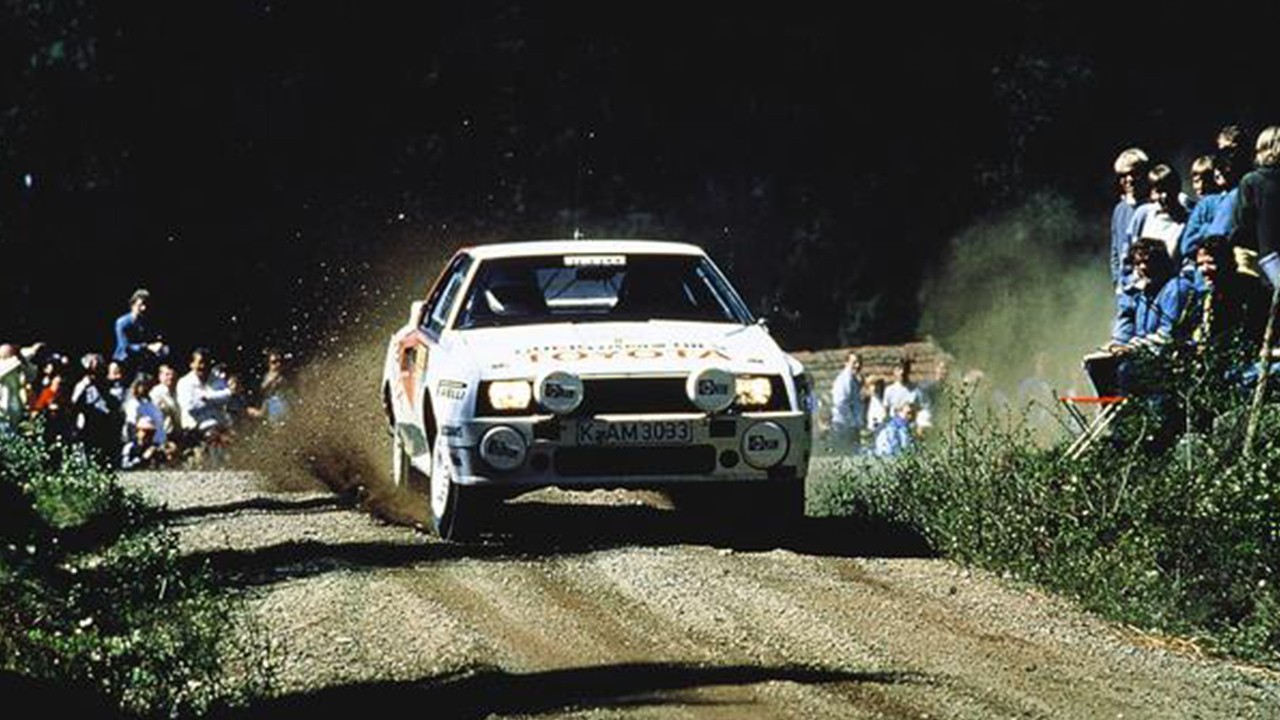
[444, 411, 811, 488]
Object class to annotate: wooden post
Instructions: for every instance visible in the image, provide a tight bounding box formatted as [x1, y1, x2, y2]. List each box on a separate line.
[1244, 279, 1280, 457]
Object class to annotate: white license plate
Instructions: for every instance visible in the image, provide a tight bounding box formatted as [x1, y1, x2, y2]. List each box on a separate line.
[575, 420, 693, 446]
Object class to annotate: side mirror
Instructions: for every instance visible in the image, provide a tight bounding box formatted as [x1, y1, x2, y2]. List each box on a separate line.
[409, 300, 427, 327]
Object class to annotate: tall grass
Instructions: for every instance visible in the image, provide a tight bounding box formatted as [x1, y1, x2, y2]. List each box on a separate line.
[0, 428, 274, 717]
[814, 361, 1280, 665]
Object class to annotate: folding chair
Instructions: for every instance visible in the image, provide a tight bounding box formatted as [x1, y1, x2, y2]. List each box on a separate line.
[1058, 395, 1126, 460]
[1054, 350, 1133, 460]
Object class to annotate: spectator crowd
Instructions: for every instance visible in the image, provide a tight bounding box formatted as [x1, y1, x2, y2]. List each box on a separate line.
[821, 121, 1280, 457]
[826, 352, 945, 458]
[0, 288, 293, 470]
[1086, 123, 1280, 424]
[11, 122, 1280, 468]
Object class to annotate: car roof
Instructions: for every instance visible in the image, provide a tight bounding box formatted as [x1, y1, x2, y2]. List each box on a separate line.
[463, 239, 707, 261]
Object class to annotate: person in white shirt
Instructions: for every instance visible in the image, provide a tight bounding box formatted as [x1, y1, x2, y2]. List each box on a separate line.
[1127, 164, 1190, 263]
[883, 357, 931, 432]
[176, 348, 234, 435]
[122, 373, 167, 446]
[149, 363, 182, 437]
[865, 377, 888, 435]
[828, 351, 866, 453]
[177, 348, 240, 467]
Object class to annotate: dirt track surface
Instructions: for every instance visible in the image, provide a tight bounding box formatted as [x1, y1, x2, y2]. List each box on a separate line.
[122, 470, 1280, 720]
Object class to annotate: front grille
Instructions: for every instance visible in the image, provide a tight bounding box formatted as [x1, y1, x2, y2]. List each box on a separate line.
[575, 375, 789, 415]
[554, 445, 718, 476]
[577, 377, 694, 415]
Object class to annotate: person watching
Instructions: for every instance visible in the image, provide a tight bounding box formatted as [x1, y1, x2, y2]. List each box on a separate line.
[112, 288, 168, 375]
[828, 351, 866, 453]
[176, 348, 237, 459]
[1111, 147, 1151, 293]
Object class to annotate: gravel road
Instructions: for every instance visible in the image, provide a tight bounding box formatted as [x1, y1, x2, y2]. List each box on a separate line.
[121, 468, 1280, 720]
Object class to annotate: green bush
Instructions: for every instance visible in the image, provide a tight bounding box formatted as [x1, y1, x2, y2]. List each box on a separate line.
[814, 379, 1280, 665]
[0, 429, 274, 717]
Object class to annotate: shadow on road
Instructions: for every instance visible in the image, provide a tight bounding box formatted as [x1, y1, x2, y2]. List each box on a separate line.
[210, 661, 923, 719]
[488, 498, 935, 559]
[162, 494, 349, 522]
[179, 496, 933, 589]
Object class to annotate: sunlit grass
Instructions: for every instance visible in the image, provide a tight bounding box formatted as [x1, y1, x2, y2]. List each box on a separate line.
[1, 428, 274, 717]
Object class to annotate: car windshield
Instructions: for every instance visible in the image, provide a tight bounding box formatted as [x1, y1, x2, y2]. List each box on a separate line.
[453, 253, 752, 329]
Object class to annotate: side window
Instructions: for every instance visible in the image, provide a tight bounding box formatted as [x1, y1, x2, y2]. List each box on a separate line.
[424, 255, 473, 336]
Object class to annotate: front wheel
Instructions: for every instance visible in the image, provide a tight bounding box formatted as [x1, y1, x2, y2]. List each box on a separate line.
[428, 433, 487, 541]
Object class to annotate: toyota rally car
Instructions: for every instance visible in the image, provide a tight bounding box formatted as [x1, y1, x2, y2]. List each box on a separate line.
[381, 239, 814, 540]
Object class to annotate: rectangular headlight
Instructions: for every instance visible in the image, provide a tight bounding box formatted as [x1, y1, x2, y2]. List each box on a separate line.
[487, 379, 533, 411]
[735, 376, 773, 408]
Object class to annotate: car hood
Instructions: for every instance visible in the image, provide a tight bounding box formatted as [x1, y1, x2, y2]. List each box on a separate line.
[454, 321, 791, 379]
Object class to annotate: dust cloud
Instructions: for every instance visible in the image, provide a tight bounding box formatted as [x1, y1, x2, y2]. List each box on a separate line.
[917, 192, 1116, 436]
[228, 231, 460, 529]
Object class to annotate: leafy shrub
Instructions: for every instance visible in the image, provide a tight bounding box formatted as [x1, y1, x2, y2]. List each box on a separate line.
[814, 379, 1280, 665]
[0, 429, 274, 717]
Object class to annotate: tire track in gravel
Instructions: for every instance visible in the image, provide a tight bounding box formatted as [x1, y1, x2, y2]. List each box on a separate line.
[122, 472, 1280, 719]
[410, 549, 920, 720]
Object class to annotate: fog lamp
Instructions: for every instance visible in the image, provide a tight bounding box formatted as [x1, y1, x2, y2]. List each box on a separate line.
[480, 425, 527, 471]
[535, 370, 584, 414]
[741, 421, 789, 469]
[686, 367, 736, 412]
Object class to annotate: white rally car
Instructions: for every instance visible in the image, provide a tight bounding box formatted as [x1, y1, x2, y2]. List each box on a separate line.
[381, 239, 814, 539]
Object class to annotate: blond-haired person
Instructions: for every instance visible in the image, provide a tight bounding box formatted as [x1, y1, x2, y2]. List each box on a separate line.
[1111, 147, 1150, 293]
[1232, 126, 1280, 287]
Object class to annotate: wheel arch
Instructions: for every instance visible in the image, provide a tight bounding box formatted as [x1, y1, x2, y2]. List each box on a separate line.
[382, 382, 395, 431]
[419, 386, 438, 453]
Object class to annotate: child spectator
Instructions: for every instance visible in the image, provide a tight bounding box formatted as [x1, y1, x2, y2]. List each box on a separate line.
[1087, 238, 1197, 397]
[874, 402, 917, 458]
[1129, 164, 1190, 263]
[1191, 234, 1270, 350]
[883, 357, 931, 433]
[1181, 145, 1248, 266]
[1111, 147, 1151, 293]
[122, 373, 167, 446]
[1113, 238, 1197, 351]
[120, 416, 166, 470]
[865, 377, 888, 436]
[1190, 155, 1215, 203]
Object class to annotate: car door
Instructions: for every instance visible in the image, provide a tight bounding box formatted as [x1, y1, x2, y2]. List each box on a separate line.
[397, 253, 473, 420]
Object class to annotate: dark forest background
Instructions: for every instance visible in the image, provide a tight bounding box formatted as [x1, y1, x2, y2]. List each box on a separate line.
[4, 1, 1280, 368]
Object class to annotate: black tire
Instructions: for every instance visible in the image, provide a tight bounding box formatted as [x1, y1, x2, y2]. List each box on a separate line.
[667, 484, 719, 516]
[670, 480, 804, 543]
[737, 479, 805, 544]
[762, 478, 806, 531]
